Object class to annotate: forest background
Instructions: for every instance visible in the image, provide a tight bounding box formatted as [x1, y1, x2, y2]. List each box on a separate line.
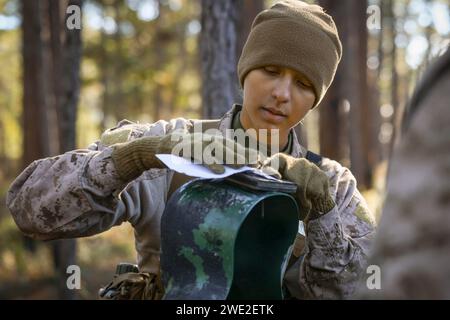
[0, 0, 448, 299]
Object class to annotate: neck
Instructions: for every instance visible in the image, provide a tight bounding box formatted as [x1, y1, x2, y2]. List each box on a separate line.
[237, 111, 290, 153]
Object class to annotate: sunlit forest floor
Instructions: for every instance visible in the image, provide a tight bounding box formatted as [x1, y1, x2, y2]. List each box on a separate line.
[0, 161, 387, 299]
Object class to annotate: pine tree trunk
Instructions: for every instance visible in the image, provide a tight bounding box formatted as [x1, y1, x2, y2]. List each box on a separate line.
[22, 0, 50, 167]
[236, 0, 264, 63]
[235, 0, 264, 107]
[387, 0, 399, 155]
[319, 0, 371, 189]
[200, 0, 241, 119]
[39, 0, 82, 299]
[21, 0, 50, 255]
[318, 0, 346, 162]
[346, 0, 371, 188]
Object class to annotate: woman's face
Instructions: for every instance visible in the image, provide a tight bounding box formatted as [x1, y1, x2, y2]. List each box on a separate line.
[240, 66, 316, 147]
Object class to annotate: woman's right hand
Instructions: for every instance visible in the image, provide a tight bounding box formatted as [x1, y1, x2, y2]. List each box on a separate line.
[111, 132, 261, 181]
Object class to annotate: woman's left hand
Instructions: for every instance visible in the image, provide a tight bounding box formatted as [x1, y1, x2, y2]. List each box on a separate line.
[260, 153, 335, 221]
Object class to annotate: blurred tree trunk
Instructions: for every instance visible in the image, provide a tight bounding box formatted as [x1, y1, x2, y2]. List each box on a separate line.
[113, 0, 126, 121]
[22, 0, 50, 168]
[100, 15, 110, 132]
[318, 0, 346, 162]
[21, 0, 50, 254]
[153, 0, 165, 121]
[46, 0, 82, 299]
[59, 0, 82, 141]
[169, 35, 188, 116]
[387, 0, 399, 156]
[318, 78, 347, 162]
[348, 0, 371, 188]
[367, 0, 383, 166]
[236, 0, 264, 66]
[367, 68, 382, 168]
[200, 0, 241, 119]
[319, 0, 371, 189]
[235, 0, 264, 107]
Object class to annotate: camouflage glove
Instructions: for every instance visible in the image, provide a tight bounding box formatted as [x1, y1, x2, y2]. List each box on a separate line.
[112, 132, 259, 181]
[261, 153, 335, 222]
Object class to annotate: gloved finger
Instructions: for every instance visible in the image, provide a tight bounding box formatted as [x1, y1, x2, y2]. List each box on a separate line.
[261, 153, 286, 173]
[227, 163, 246, 169]
[195, 144, 226, 174]
[205, 163, 225, 174]
[261, 166, 282, 179]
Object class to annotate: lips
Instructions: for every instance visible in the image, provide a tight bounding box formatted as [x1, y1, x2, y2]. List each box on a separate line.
[260, 106, 287, 124]
[263, 107, 286, 117]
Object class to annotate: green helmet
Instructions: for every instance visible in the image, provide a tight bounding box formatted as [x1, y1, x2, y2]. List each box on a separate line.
[160, 179, 299, 299]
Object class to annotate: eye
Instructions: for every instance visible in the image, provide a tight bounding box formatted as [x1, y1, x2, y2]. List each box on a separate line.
[296, 78, 312, 89]
[263, 66, 280, 75]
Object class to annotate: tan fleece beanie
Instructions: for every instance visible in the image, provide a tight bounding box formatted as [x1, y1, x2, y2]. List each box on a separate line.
[237, 0, 343, 107]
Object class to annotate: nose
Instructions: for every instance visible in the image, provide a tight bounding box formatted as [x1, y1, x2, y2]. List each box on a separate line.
[271, 75, 291, 103]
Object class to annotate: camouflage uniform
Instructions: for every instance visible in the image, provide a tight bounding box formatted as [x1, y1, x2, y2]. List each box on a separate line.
[6, 104, 376, 299]
[359, 50, 450, 299]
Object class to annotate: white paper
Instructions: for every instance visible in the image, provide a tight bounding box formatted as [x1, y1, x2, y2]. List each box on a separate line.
[156, 154, 278, 180]
[298, 221, 306, 236]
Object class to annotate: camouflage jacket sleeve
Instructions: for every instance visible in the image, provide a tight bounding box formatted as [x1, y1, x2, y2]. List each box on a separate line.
[5, 119, 190, 242]
[296, 158, 376, 299]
